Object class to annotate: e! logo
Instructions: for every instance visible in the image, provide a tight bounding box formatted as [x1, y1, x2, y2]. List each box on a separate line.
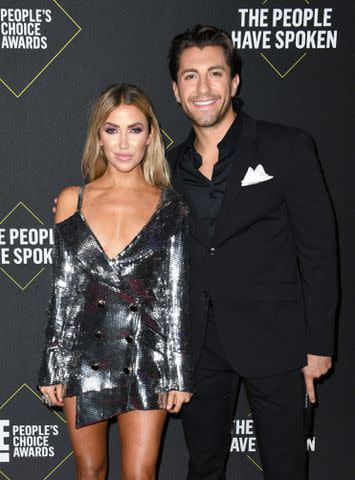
[0, 419, 10, 462]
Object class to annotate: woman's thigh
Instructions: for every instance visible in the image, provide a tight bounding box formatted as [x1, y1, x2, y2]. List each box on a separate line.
[63, 396, 109, 476]
[117, 409, 167, 478]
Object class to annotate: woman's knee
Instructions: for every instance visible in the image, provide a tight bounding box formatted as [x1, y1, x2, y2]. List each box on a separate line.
[75, 459, 107, 480]
[121, 464, 155, 480]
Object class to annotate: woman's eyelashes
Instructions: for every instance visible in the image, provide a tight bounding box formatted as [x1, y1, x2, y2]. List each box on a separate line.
[105, 127, 116, 134]
[130, 127, 143, 134]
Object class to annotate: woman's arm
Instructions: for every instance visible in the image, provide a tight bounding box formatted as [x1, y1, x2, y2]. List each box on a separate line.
[37, 187, 79, 388]
[163, 206, 195, 396]
[37, 226, 75, 386]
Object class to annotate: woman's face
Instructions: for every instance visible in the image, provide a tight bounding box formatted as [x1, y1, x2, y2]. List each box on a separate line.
[99, 104, 151, 174]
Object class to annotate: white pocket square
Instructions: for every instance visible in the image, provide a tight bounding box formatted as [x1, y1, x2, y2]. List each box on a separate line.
[241, 164, 274, 187]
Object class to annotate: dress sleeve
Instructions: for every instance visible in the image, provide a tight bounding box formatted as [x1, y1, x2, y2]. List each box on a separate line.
[163, 209, 195, 393]
[37, 225, 75, 386]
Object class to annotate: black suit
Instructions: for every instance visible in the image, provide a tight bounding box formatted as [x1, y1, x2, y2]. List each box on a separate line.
[167, 111, 338, 479]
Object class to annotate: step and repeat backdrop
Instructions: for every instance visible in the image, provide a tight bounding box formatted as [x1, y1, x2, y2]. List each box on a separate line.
[0, 0, 353, 479]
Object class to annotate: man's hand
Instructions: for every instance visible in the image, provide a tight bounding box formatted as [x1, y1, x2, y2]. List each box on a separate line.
[166, 391, 193, 413]
[302, 354, 332, 403]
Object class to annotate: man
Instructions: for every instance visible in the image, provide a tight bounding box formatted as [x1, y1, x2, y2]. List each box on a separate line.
[166, 25, 338, 479]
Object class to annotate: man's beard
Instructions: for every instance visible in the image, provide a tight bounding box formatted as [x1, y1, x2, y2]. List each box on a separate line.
[183, 97, 233, 128]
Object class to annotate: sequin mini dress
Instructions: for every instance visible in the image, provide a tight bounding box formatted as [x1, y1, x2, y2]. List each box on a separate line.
[38, 186, 194, 427]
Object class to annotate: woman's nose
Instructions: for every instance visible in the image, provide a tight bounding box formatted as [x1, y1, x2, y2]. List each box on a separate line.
[119, 132, 129, 149]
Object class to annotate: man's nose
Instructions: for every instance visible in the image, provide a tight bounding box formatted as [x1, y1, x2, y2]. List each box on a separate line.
[197, 75, 210, 96]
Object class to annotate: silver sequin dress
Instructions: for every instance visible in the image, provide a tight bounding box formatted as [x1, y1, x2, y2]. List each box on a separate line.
[38, 186, 194, 427]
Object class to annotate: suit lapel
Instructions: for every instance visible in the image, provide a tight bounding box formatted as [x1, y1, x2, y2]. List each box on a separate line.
[167, 112, 258, 247]
[211, 113, 257, 246]
[169, 145, 210, 246]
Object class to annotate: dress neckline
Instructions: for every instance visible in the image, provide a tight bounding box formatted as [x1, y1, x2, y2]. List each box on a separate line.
[77, 186, 165, 262]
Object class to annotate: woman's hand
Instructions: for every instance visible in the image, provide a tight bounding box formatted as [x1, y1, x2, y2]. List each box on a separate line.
[39, 384, 64, 407]
[166, 391, 193, 413]
[52, 196, 57, 215]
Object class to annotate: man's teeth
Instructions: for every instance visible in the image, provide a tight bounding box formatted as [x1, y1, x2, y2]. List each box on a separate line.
[193, 99, 215, 106]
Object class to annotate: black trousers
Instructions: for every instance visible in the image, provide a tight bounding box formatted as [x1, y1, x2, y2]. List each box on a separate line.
[182, 309, 307, 480]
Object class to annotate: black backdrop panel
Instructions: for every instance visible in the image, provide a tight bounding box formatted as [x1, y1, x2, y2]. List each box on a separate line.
[0, 1, 353, 478]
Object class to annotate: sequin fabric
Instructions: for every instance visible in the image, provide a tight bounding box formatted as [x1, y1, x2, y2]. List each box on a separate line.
[37, 186, 194, 428]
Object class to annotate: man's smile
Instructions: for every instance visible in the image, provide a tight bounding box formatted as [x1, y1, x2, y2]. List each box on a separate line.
[191, 98, 218, 108]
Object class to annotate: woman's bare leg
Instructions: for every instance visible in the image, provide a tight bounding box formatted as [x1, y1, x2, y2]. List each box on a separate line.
[63, 396, 109, 480]
[118, 409, 167, 480]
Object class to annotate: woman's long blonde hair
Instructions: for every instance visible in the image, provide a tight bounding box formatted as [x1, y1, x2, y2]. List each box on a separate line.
[81, 84, 170, 187]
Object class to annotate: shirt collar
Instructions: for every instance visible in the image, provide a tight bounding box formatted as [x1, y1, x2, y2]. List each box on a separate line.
[184, 107, 244, 156]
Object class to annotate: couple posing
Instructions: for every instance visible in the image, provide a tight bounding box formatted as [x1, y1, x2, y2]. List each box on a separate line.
[38, 25, 338, 480]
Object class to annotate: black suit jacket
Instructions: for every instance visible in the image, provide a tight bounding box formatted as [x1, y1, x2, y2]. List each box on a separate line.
[167, 111, 338, 378]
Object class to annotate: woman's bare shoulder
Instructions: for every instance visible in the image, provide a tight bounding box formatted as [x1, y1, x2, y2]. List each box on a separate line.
[55, 186, 81, 224]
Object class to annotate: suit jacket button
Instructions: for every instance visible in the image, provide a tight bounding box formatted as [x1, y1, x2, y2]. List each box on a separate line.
[123, 367, 131, 374]
[130, 304, 138, 312]
[97, 299, 106, 308]
[94, 330, 102, 339]
[91, 362, 99, 370]
[209, 247, 216, 256]
[125, 335, 133, 343]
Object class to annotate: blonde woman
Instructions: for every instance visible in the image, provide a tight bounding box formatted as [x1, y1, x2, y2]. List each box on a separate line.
[38, 84, 194, 480]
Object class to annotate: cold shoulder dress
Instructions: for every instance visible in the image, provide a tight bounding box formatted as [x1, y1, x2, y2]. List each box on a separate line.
[38, 186, 194, 427]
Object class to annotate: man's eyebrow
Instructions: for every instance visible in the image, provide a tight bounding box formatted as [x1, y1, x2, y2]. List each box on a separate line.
[180, 65, 227, 75]
[207, 65, 227, 71]
[180, 68, 198, 75]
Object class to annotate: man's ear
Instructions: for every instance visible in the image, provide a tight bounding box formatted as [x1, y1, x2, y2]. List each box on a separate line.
[172, 81, 181, 104]
[231, 74, 240, 98]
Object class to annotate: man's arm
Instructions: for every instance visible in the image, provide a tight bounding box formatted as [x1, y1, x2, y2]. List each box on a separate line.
[284, 130, 338, 401]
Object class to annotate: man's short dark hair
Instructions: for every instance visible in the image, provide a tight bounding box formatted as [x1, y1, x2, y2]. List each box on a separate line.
[168, 24, 240, 82]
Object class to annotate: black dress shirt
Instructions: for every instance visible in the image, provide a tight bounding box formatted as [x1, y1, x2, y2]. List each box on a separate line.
[179, 112, 243, 238]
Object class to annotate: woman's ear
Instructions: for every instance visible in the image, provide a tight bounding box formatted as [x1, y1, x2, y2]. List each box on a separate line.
[146, 127, 153, 146]
[98, 130, 103, 147]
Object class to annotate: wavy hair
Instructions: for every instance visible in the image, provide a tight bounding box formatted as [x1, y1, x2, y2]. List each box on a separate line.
[168, 24, 241, 82]
[81, 84, 170, 187]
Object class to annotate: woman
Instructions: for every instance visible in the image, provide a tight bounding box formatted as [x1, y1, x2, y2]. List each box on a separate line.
[38, 84, 194, 480]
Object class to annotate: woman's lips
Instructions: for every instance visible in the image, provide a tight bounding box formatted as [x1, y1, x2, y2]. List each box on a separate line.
[114, 153, 133, 161]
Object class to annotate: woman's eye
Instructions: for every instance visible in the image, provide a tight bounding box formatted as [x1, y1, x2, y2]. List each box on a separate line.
[105, 127, 116, 134]
[130, 127, 143, 134]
